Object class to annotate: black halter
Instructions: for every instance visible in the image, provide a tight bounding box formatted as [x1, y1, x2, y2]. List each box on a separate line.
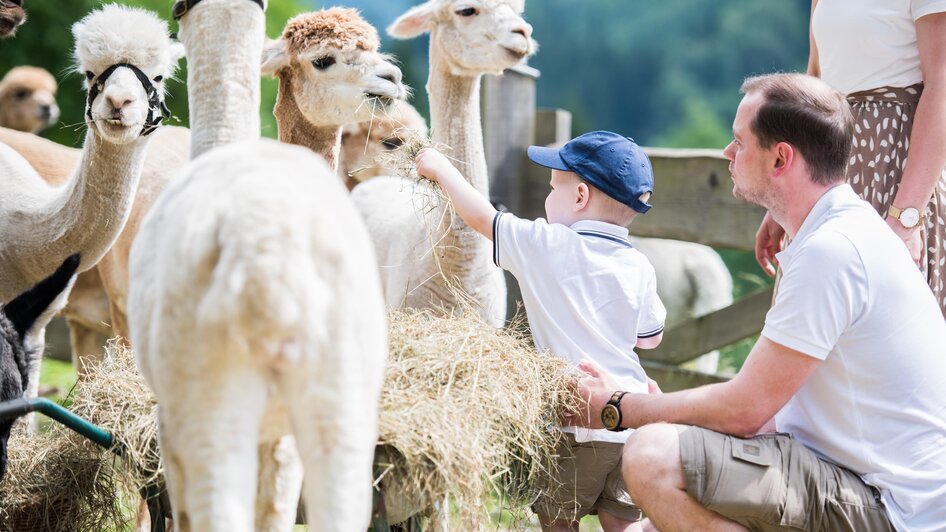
[85, 62, 170, 137]
[172, 0, 264, 20]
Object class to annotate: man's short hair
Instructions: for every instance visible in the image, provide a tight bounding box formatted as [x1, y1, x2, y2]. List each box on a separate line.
[741, 73, 854, 185]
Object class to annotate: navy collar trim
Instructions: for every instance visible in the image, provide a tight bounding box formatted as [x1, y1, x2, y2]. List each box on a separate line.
[576, 230, 634, 248]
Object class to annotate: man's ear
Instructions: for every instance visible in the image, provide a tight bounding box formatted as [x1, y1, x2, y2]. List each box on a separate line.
[388, 1, 436, 39]
[574, 181, 590, 211]
[773, 141, 794, 177]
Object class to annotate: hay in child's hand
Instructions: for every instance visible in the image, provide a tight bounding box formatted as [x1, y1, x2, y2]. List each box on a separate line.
[376, 308, 578, 528]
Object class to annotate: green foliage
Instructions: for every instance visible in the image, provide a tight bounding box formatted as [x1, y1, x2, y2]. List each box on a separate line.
[0, 0, 307, 148]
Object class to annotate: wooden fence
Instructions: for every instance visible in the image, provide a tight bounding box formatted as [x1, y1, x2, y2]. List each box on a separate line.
[482, 65, 773, 391]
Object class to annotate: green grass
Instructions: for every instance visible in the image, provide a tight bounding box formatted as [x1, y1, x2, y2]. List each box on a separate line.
[38, 357, 77, 403]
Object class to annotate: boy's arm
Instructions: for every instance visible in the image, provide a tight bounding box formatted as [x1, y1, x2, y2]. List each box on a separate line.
[416, 148, 498, 241]
[636, 331, 663, 349]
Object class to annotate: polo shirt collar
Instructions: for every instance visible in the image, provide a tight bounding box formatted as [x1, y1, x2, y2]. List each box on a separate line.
[779, 183, 854, 262]
[570, 220, 633, 247]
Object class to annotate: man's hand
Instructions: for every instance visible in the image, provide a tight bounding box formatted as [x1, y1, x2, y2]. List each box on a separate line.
[564, 360, 622, 430]
[755, 211, 785, 277]
[415, 148, 458, 185]
[885, 215, 925, 267]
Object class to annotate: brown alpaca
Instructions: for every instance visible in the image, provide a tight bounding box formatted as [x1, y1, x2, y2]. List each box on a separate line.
[0, 66, 59, 133]
[339, 99, 427, 190]
[0, 0, 26, 38]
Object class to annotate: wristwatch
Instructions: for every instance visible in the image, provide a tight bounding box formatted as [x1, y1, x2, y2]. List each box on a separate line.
[888, 206, 924, 229]
[601, 391, 628, 432]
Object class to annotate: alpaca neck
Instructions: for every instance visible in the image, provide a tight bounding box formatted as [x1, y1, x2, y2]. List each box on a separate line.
[274, 75, 341, 171]
[427, 40, 489, 196]
[0, 129, 147, 302]
[181, 0, 264, 159]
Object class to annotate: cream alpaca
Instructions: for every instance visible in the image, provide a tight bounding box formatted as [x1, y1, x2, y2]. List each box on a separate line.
[0, 66, 59, 133]
[0, 5, 182, 402]
[350, 0, 535, 327]
[261, 7, 406, 171]
[128, 1, 387, 530]
[340, 99, 427, 189]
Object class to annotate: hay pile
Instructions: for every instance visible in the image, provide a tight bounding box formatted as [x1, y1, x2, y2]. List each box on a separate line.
[0, 343, 160, 531]
[376, 309, 578, 528]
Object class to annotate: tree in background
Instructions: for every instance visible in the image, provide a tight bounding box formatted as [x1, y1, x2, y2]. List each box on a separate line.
[0, 0, 308, 147]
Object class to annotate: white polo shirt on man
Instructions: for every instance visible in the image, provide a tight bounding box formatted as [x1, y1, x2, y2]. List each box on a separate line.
[493, 214, 666, 443]
[763, 184, 946, 531]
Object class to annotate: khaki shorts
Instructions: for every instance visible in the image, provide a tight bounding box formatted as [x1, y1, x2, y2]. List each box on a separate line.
[676, 425, 895, 531]
[532, 433, 642, 522]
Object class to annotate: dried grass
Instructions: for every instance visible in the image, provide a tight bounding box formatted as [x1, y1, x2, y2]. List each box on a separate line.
[376, 308, 578, 529]
[0, 342, 159, 531]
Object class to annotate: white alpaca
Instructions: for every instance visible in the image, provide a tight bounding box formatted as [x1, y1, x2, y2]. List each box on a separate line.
[0, 66, 59, 133]
[260, 7, 407, 172]
[0, 4, 183, 400]
[628, 236, 733, 372]
[128, 1, 387, 530]
[350, 0, 535, 327]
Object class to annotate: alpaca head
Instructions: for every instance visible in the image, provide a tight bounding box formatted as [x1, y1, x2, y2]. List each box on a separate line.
[0, 66, 59, 133]
[0, 253, 79, 481]
[340, 100, 427, 183]
[0, 0, 25, 39]
[73, 4, 184, 144]
[261, 8, 407, 128]
[388, 0, 535, 77]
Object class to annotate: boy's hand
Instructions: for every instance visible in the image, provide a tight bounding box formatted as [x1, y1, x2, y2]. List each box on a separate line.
[415, 148, 456, 184]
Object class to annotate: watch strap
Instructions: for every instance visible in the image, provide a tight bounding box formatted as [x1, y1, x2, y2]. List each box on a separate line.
[604, 391, 628, 432]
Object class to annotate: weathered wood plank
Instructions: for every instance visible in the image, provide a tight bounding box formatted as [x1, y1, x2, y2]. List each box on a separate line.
[632, 148, 767, 252]
[640, 287, 774, 365]
[642, 360, 729, 392]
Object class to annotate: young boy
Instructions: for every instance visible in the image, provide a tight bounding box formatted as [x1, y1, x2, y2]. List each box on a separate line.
[415, 130, 666, 532]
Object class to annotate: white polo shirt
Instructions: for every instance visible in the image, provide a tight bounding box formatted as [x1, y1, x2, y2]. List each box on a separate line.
[493, 214, 666, 443]
[764, 185, 946, 531]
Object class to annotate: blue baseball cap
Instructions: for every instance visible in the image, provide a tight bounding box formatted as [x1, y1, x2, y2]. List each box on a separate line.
[527, 130, 654, 214]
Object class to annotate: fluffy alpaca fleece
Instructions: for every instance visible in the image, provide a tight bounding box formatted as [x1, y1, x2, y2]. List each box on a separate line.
[129, 1, 388, 530]
[0, 66, 59, 133]
[340, 99, 427, 188]
[0, 0, 26, 39]
[350, 0, 535, 326]
[261, 8, 406, 170]
[72, 4, 181, 79]
[0, 254, 79, 481]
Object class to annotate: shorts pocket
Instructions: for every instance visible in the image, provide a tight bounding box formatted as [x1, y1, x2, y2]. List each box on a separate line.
[702, 436, 784, 525]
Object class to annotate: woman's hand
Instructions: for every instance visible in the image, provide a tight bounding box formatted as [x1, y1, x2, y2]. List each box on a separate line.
[755, 211, 785, 277]
[886, 216, 925, 267]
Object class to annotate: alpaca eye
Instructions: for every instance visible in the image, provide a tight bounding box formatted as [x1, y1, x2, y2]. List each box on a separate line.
[381, 138, 403, 150]
[311, 56, 336, 71]
[13, 89, 29, 100]
[455, 7, 478, 16]
[85, 71, 95, 81]
[153, 75, 163, 82]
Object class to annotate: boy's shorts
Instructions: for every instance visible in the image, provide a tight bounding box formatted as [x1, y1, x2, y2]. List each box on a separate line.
[675, 425, 895, 531]
[531, 432, 642, 522]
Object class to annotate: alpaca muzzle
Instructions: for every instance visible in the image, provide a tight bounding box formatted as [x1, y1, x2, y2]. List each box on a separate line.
[85, 63, 169, 137]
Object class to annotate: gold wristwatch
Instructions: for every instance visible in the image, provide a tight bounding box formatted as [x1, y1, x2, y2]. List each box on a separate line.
[888, 206, 924, 229]
[601, 391, 628, 432]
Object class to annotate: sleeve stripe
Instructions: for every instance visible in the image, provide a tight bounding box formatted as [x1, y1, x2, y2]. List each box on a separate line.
[638, 326, 664, 339]
[492, 211, 503, 267]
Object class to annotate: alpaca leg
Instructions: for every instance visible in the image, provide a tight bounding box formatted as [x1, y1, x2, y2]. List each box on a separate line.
[255, 402, 304, 532]
[156, 368, 267, 532]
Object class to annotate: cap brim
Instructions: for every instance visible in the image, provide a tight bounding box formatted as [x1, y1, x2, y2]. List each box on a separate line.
[527, 145, 571, 171]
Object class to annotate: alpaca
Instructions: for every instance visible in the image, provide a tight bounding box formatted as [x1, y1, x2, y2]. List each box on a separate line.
[128, 0, 387, 530]
[350, 0, 535, 327]
[260, 7, 407, 172]
[627, 236, 733, 372]
[0, 66, 59, 133]
[0, 254, 79, 481]
[0, 0, 25, 38]
[0, 4, 183, 399]
[340, 99, 427, 189]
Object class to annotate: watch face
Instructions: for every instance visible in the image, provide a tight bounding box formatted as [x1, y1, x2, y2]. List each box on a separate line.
[601, 404, 620, 430]
[900, 208, 921, 228]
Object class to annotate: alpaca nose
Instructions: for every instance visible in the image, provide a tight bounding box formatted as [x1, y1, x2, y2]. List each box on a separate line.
[377, 64, 402, 86]
[38, 105, 51, 119]
[106, 93, 134, 111]
[512, 22, 533, 40]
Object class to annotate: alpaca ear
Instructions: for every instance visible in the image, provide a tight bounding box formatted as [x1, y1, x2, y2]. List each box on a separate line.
[260, 38, 290, 77]
[388, 2, 436, 39]
[168, 41, 186, 66]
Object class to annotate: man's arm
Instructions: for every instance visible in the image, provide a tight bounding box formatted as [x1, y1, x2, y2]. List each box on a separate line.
[569, 335, 821, 437]
[416, 148, 498, 240]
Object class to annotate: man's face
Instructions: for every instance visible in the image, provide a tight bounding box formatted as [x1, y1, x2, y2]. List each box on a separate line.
[544, 169, 581, 225]
[723, 93, 774, 207]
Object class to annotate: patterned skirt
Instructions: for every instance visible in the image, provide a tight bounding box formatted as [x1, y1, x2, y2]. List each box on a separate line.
[847, 84, 946, 317]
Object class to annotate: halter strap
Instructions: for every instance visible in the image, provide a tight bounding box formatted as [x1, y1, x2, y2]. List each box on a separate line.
[172, 0, 265, 20]
[85, 62, 169, 137]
